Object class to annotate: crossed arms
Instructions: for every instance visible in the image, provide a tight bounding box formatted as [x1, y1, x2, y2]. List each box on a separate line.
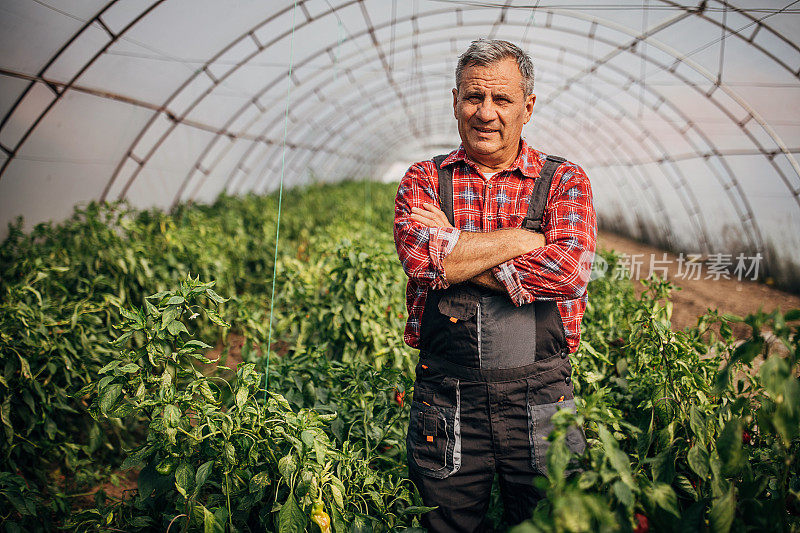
[393, 160, 597, 305]
[408, 201, 545, 292]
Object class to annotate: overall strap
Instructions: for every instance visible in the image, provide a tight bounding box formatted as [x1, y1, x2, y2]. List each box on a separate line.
[521, 155, 567, 232]
[432, 154, 455, 227]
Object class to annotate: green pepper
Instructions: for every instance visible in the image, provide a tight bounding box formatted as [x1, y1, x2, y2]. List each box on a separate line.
[311, 500, 331, 533]
[155, 456, 176, 475]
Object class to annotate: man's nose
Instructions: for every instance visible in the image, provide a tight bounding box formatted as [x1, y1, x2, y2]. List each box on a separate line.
[474, 100, 497, 122]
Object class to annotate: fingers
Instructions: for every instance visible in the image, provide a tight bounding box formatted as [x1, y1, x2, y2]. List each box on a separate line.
[410, 206, 438, 219]
[410, 202, 454, 229]
[421, 202, 443, 213]
[409, 213, 435, 227]
[411, 205, 445, 224]
[409, 208, 439, 227]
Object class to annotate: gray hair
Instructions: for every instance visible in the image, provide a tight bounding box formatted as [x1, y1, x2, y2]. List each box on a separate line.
[455, 39, 535, 96]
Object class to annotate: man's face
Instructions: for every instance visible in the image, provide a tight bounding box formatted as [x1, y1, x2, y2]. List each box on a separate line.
[452, 57, 535, 168]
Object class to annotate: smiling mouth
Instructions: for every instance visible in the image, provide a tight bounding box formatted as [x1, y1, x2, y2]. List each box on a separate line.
[473, 127, 498, 134]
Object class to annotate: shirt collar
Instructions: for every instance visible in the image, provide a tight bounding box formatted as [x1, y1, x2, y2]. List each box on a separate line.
[440, 138, 545, 179]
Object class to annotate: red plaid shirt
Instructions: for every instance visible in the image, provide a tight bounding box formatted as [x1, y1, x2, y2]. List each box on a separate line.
[393, 138, 597, 354]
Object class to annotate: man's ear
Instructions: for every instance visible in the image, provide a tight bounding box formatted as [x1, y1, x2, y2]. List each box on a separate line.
[524, 93, 536, 123]
[452, 88, 458, 119]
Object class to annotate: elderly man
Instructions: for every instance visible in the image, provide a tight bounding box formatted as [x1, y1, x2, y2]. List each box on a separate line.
[393, 39, 597, 531]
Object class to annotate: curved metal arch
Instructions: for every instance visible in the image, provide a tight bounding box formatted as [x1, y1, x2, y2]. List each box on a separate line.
[218, 35, 681, 196]
[101, 0, 435, 203]
[658, 0, 800, 81]
[0, 0, 123, 134]
[241, 73, 683, 251]
[0, 0, 168, 177]
[190, 12, 771, 259]
[89, 1, 346, 200]
[1, 0, 786, 264]
[141, 5, 780, 266]
[106, 0, 794, 219]
[535, 4, 800, 204]
[220, 34, 731, 253]
[274, 20, 773, 254]
[2, 0, 796, 202]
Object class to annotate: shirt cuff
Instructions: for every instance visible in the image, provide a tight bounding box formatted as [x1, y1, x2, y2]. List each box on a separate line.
[492, 260, 534, 306]
[429, 227, 461, 289]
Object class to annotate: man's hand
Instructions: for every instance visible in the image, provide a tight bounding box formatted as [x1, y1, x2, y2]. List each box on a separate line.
[409, 202, 454, 229]
[467, 269, 506, 292]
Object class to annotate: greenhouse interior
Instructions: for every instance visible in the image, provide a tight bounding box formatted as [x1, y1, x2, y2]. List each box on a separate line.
[1, 1, 799, 532]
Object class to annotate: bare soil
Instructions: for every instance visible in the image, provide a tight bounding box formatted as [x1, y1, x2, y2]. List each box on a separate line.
[597, 231, 800, 340]
[72, 468, 140, 509]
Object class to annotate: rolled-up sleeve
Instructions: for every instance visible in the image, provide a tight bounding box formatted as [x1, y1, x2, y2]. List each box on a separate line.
[394, 162, 461, 289]
[492, 163, 597, 306]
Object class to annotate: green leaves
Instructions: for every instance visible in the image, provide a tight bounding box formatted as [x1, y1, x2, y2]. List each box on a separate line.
[643, 481, 680, 519]
[99, 383, 123, 415]
[249, 471, 271, 493]
[195, 460, 214, 493]
[175, 462, 194, 498]
[234, 387, 248, 409]
[716, 418, 745, 476]
[687, 444, 710, 480]
[278, 453, 297, 480]
[163, 404, 181, 427]
[597, 424, 634, 489]
[0, 183, 433, 532]
[278, 493, 306, 533]
[5, 183, 799, 533]
[709, 488, 736, 533]
[223, 442, 236, 465]
[689, 405, 708, 447]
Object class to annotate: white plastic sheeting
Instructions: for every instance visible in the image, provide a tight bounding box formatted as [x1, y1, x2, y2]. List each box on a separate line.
[1, 1, 799, 286]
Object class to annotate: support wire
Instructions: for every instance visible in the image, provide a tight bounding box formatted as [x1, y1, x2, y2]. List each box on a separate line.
[264, 0, 298, 400]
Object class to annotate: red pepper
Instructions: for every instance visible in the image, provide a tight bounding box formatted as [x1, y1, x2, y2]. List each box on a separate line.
[634, 513, 649, 533]
[394, 389, 405, 408]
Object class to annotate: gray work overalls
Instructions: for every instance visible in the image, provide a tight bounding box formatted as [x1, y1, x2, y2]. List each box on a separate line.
[406, 154, 587, 532]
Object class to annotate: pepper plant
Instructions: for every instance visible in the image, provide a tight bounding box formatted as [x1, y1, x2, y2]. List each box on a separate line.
[511, 258, 800, 533]
[72, 275, 428, 532]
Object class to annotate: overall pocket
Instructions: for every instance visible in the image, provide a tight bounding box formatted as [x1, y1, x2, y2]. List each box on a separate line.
[419, 286, 479, 363]
[406, 367, 461, 479]
[526, 375, 586, 477]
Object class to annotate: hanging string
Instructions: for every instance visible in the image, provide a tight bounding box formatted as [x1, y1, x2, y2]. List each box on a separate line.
[638, 0, 649, 119]
[264, 0, 298, 400]
[717, 0, 728, 86]
[521, 0, 542, 44]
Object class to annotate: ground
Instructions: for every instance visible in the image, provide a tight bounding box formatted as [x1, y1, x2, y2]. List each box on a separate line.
[597, 231, 800, 340]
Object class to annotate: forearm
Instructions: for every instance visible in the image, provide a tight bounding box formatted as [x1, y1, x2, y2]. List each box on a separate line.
[442, 228, 545, 284]
[466, 269, 506, 292]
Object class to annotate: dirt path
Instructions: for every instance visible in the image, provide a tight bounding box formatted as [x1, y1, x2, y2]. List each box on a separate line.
[597, 231, 800, 340]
